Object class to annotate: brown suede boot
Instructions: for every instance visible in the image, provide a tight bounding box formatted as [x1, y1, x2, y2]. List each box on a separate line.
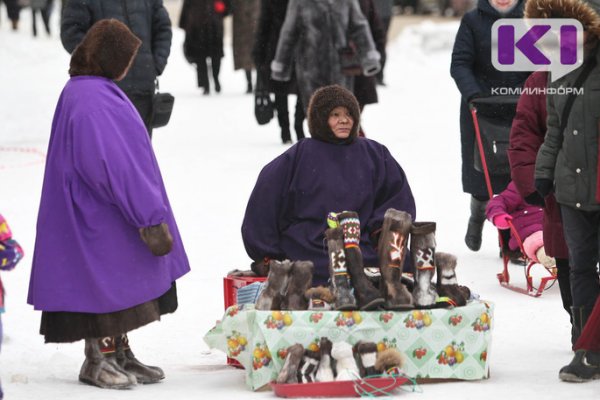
[115, 334, 165, 384]
[377, 209, 413, 310]
[79, 337, 137, 389]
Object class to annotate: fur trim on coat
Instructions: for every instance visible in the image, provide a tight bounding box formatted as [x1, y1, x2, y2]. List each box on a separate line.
[525, 0, 600, 37]
[69, 19, 141, 80]
[307, 85, 361, 144]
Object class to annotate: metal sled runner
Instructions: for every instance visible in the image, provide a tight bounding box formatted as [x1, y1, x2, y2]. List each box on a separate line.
[470, 96, 557, 297]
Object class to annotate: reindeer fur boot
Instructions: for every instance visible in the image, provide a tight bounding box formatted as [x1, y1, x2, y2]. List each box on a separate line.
[325, 228, 357, 310]
[377, 209, 413, 310]
[297, 350, 321, 383]
[281, 261, 314, 310]
[79, 337, 137, 389]
[338, 211, 384, 311]
[115, 334, 164, 384]
[315, 338, 336, 382]
[435, 252, 469, 307]
[277, 344, 305, 384]
[255, 260, 293, 310]
[410, 222, 438, 308]
[331, 341, 360, 381]
[305, 286, 335, 310]
[355, 341, 378, 377]
[375, 348, 404, 376]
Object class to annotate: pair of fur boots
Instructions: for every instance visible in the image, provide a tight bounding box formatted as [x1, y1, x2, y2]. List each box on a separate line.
[255, 260, 314, 310]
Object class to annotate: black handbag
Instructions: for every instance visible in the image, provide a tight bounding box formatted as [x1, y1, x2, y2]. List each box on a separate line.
[254, 68, 274, 125]
[151, 80, 175, 129]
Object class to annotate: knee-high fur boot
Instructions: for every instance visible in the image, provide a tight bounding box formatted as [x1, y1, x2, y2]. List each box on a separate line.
[411, 222, 438, 308]
[255, 260, 293, 310]
[325, 228, 357, 310]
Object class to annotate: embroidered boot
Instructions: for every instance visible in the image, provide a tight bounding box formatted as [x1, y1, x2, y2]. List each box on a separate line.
[411, 222, 438, 308]
[315, 338, 335, 382]
[115, 334, 165, 384]
[255, 260, 293, 310]
[281, 260, 313, 310]
[435, 252, 469, 307]
[276, 344, 305, 384]
[325, 227, 357, 310]
[377, 209, 413, 310]
[338, 211, 384, 310]
[79, 337, 136, 389]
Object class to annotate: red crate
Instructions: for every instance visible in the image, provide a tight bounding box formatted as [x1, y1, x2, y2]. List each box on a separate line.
[223, 275, 266, 368]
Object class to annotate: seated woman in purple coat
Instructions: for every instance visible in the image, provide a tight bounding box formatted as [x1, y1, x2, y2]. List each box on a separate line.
[486, 181, 554, 268]
[242, 85, 416, 287]
[27, 20, 190, 390]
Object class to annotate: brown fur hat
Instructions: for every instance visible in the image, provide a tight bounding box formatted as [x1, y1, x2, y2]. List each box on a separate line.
[525, 0, 600, 37]
[307, 85, 361, 144]
[69, 19, 142, 80]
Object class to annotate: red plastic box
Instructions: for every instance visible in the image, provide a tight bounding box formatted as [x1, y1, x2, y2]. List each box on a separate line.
[223, 274, 266, 368]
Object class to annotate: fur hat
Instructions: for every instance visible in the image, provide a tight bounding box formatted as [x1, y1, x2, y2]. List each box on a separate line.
[307, 85, 361, 144]
[525, 0, 600, 37]
[69, 19, 142, 80]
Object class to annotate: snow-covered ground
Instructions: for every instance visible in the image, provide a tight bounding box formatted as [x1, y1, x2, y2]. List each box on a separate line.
[0, 5, 598, 400]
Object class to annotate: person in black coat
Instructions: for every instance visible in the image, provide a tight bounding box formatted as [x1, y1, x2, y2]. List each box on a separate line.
[252, 0, 305, 144]
[61, 0, 173, 138]
[180, 0, 230, 95]
[1, 0, 20, 30]
[450, 0, 529, 252]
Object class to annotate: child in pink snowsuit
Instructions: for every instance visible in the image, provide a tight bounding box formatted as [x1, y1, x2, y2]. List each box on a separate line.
[485, 181, 554, 267]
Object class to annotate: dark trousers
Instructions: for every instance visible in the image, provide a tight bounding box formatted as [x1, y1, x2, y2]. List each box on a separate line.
[560, 205, 600, 309]
[196, 57, 221, 90]
[555, 257, 573, 319]
[32, 5, 51, 36]
[127, 93, 154, 139]
[0, 0, 20, 21]
[274, 93, 305, 141]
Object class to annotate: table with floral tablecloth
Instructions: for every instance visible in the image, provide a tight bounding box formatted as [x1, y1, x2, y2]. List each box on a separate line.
[203, 301, 494, 390]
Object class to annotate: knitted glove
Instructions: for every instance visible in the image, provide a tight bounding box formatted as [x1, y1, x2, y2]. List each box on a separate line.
[139, 222, 173, 256]
[492, 213, 512, 230]
[525, 191, 545, 207]
[535, 178, 554, 198]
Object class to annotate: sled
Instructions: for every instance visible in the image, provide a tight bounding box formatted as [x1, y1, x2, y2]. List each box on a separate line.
[470, 96, 557, 297]
[271, 375, 410, 398]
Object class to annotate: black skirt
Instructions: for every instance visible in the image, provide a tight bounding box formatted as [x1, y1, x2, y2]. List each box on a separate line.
[40, 283, 177, 343]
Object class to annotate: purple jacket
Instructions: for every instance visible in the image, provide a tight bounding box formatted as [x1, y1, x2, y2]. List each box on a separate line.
[242, 138, 416, 285]
[486, 181, 543, 251]
[28, 77, 190, 313]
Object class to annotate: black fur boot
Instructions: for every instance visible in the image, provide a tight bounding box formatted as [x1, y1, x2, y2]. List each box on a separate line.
[115, 334, 164, 384]
[79, 337, 137, 389]
[411, 222, 438, 308]
[377, 209, 413, 310]
[338, 211, 384, 310]
[465, 196, 487, 251]
[325, 228, 357, 310]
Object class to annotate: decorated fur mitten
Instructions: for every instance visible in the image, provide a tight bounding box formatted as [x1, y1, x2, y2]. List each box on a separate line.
[374, 348, 404, 376]
[355, 341, 378, 377]
[435, 252, 469, 307]
[255, 260, 292, 310]
[315, 338, 335, 382]
[281, 261, 313, 310]
[139, 222, 173, 256]
[305, 286, 335, 310]
[331, 342, 359, 381]
[297, 350, 321, 383]
[276, 344, 305, 384]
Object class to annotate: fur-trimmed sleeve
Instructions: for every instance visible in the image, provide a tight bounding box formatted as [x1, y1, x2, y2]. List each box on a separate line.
[271, 0, 301, 81]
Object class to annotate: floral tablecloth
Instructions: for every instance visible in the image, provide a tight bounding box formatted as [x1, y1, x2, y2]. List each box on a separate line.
[203, 301, 494, 390]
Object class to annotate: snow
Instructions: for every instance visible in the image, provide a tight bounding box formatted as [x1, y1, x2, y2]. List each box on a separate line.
[0, 5, 598, 400]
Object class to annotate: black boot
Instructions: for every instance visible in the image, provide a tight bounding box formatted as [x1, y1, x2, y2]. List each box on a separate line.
[559, 350, 600, 382]
[115, 335, 165, 384]
[571, 306, 593, 346]
[465, 196, 487, 251]
[245, 69, 253, 94]
[325, 228, 357, 310]
[338, 211, 384, 310]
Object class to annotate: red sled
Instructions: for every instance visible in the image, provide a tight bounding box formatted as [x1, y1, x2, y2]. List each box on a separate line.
[271, 376, 410, 398]
[470, 97, 557, 297]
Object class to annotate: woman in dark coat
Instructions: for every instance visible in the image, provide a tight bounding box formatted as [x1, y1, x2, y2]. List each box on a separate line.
[508, 70, 574, 342]
[180, 0, 229, 95]
[252, 0, 305, 143]
[353, 0, 386, 136]
[450, 0, 529, 252]
[242, 85, 415, 286]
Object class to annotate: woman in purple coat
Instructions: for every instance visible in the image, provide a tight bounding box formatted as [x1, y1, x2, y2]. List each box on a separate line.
[27, 20, 190, 390]
[486, 181, 553, 267]
[242, 85, 416, 286]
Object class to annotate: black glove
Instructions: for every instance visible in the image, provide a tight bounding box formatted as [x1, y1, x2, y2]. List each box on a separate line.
[139, 223, 173, 256]
[524, 191, 546, 207]
[534, 178, 554, 198]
